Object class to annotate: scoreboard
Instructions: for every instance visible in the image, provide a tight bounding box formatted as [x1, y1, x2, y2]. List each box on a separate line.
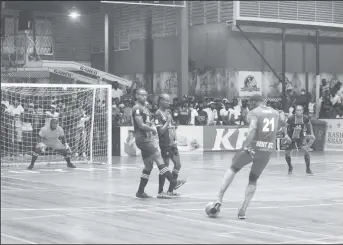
[101, 1, 186, 7]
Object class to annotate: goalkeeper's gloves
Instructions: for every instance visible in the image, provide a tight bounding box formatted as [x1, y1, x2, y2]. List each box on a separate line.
[38, 142, 47, 153]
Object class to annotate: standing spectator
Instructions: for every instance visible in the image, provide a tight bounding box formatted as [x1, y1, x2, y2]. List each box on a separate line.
[112, 81, 123, 100]
[320, 94, 334, 118]
[21, 108, 34, 157]
[240, 100, 249, 125]
[171, 101, 180, 124]
[297, 89, 309, 114]
[74, 105, 90, 159]
[189, 101, 198, 125]
[178, 100, 191, 125]
[195, 102, 208, 126]
[204, 101, 218, 126]
[45, 104, 59, 126]
[308, 97, 316, 119]
[6, 99, 24, 155]
[231, 98, 241, 125]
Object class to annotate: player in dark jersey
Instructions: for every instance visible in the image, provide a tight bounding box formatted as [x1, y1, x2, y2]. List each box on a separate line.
[155, 93, 183, 199]
[132, 88, 186, 199]
[208, 94, 285, 219]
[283, 105, 315, 175]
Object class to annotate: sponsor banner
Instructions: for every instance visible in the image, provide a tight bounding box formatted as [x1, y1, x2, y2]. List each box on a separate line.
[120, 126, 142, 157]
[238, 71, 262, 97]
[175, 126, 203, 154]
[203, 126, 249, 151]
[323, 119, 343, 151]
[119, 126, 203, 156]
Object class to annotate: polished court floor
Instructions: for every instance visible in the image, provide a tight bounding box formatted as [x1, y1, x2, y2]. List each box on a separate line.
[1, 151, 343, 244]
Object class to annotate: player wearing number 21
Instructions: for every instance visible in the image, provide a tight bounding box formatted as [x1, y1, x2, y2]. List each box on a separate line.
[207, 94, 286, 219]
[27, 118, 76, 170]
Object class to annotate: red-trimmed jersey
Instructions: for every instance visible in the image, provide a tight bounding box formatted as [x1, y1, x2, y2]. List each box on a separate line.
[248, 105, 285, 152]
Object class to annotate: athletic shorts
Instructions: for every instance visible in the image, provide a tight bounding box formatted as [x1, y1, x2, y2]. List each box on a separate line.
[160, 145, 179, 159]
[136, 139, 160, 159]
[284, 137, 307, 151]
[42, 140, 65, 151]
[231, 150, 272, 177]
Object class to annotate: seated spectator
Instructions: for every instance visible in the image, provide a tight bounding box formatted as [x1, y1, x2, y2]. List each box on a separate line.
[231, 98, 241, 125]
[240, 100, 249, 125]
[320, 94, 334, 119]
[204, 101, 218, 126]
[336, 105, 343, 119]
[195, 102, 208, 126]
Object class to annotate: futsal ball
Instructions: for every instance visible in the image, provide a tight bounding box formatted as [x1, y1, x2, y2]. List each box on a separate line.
[205, 202, 220, 218]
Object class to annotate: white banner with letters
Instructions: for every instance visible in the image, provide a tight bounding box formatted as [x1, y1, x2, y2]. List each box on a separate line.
[323, 119, 343, 151]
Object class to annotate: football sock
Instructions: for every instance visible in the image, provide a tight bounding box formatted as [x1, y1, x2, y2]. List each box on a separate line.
[304, 153, 311, 170]
[168, 169, 179, 192]
[138, 169, 151, 194]
[285, 156, 292, 168]
[158, 165, 176, 186]
[30, 152, 39, 166]
[158, 174, 166, 194]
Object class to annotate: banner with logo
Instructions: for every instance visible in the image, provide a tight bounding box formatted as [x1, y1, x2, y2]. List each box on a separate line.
[323, 119, 343, 151]
[238, 71, 262, 97]
[203, 126, 249, 151]
[120, 126, 203, 156]
[175, 126, 203, 154]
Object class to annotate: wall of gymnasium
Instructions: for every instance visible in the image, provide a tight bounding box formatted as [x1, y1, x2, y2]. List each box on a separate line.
[90, 1, 343, 75]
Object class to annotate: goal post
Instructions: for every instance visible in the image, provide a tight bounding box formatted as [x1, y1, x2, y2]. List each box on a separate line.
[1, 83, 112, 167]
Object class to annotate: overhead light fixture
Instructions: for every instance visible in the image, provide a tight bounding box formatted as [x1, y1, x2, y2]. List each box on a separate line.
[68, 11, 81, 19]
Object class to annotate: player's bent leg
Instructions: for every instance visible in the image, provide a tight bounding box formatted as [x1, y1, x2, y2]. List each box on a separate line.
[301, 143, 314, 175]
[152, 150, 187, 192]
[215, 150, 253, 206]
[158, 146, 170, 197]
[27, 143, 46, 170]
[238, 151, 271, 219]
[167, 147, 182, 196]
[55, 147, 76, 168]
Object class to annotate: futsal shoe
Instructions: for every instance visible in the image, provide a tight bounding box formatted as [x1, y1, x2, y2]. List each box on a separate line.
[136, 192, 152, 199]
[306, 169, 314, 175]
[27, 164, 34, 170]
[166, 191, 181, 198]
[67, 162, 76, 168]
[210, 201, 222, 215]
[157, 192, 172, 199]
[238, 209, 246, 219]
[174, 179, 187, 190]
[288, 166, 293, 175]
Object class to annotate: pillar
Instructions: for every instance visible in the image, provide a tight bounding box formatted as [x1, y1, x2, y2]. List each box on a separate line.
[178, 4, 189, 98]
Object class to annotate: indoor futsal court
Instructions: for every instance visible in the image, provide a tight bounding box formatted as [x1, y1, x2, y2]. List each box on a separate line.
[1, 151, 343, 244]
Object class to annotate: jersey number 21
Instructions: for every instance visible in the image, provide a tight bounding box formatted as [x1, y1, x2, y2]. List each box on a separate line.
[262, 118, 275, 132]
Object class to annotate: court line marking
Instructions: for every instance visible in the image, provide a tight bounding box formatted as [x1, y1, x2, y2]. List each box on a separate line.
[276, 236, 343, 244]
[1, 233, 37, 244]
[148, 204, 341, 239]
[143, 209, 324, 242]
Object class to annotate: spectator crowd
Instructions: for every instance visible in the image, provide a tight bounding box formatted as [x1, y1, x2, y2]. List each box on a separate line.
[111, 79, 343, 127]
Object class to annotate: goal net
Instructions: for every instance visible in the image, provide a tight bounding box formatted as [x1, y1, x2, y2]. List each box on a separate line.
[1, 83, 112, 167]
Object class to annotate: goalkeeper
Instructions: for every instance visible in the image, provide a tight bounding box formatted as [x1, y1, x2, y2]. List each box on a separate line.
[28, 118, 76, 170]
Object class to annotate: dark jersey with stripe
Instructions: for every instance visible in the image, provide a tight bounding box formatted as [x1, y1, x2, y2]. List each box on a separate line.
[132, 104, 152, 140]
[178, 107, 191, 125]
[155, 109, 176, 147]
[248, 105, 284, 152]
[287, 115, 310, 139]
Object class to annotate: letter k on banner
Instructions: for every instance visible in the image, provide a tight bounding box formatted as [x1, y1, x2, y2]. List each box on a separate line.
[203, 126, 249, 151]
